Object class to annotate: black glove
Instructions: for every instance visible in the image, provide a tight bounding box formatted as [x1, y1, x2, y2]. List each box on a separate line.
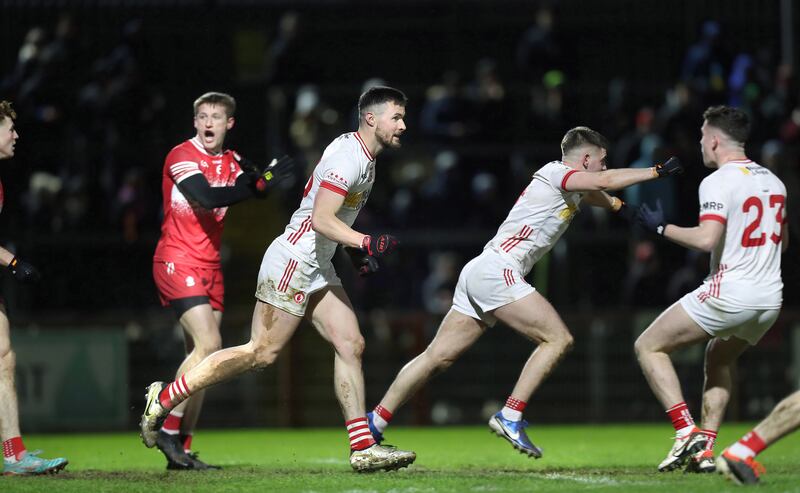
[7, 256, 41, 283]
[361, 234, 398, 258]
[241, 155, 295, 197]
[654, 157, 683, 178]
[615, 200, 638, 222]
[344, 247, 379, 277]
[637, 200, 667, 235]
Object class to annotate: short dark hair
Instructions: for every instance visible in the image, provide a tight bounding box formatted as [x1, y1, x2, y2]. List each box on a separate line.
[560, 126, 609, 155]
[0, 100, 17, 124]
[193, 92, 236, 117]
[358, 86, 407, 120]
[703, 105, 750, 143]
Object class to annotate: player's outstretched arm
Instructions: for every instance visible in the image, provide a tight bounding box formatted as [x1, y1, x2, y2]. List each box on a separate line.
[237, 154, 295, 198]
[582, 191, 637, 222]
[177, 174, 254, 209]
[0, 246, 41, 283]
[637, 200, 724, 252]
[565, 157, 683, 192]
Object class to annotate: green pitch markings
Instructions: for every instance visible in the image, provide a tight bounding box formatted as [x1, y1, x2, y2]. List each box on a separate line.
[3, 424, 798, 492]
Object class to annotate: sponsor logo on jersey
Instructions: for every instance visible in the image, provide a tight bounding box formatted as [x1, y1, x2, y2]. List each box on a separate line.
[294, 292, 306, 304]
[324, 169, 350, 189]
[166, 262, 175, 275]
[200, 160, 209, 169]
[343, 189, 370, 209]
[185, 276, 196, 287]
[701, 201, 724, 211]
[557, 203, 578, 220]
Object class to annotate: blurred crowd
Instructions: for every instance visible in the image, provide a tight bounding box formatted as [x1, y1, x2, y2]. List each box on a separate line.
[1, 8, 799, 313]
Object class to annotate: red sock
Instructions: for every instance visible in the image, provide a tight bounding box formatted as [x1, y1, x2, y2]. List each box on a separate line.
[701, 429, 717, 450]
[159, 375, 191, 409]
[181, 434, 193, 453]
[666, 401, 695, 432]
[346, 417, 376, 451]
[501, 396, 527, 421]
[161, 410, 183, 435]
[374, 405, 393, 423]
[739, 431, 767, 455]
[2, 437, 26, 462]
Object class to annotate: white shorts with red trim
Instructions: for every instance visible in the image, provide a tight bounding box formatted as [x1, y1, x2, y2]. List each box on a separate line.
[679, 287, 779, 345]
[451, 249, 535, 327]
[255, 240, 342, 317]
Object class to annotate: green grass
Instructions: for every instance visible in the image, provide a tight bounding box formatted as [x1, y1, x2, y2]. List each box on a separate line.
[4, 424, 799, 492]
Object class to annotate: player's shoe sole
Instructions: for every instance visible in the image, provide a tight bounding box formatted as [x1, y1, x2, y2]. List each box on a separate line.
[715, 451, 763, 485]
[140, 381, 168, 448]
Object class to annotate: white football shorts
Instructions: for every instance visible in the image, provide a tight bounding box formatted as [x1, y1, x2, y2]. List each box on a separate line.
[255, 240, 342, 317]
[679, 285, 780, 345]
[451, 249, 535, 327]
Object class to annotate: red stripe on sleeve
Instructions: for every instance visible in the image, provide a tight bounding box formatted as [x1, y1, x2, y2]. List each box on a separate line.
[320, 181, 348, 196]
[699, 214, 726, 225]
[561, 170, 579, 191]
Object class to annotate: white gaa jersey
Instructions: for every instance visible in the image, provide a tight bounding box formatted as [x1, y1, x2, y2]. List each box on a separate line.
[277, 132, 376, 266]
[695, 159, 786, 308]
[485, 161, 584, 274]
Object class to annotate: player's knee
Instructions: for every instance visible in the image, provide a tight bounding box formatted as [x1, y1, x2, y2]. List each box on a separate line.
[0, 348, 15, 371]
[558, 332, 575, 353]
[633, 336, 651, 359]
[251, 345, 279, 369]
[337, 334, 365, 362]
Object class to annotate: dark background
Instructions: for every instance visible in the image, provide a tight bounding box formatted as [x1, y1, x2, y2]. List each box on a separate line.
[1, 0, 798, 430]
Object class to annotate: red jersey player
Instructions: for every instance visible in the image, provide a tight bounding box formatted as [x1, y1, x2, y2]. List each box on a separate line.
[141, 86, 416, 473]
[151, 92, 293, 470]
[0, 100, 68, 475]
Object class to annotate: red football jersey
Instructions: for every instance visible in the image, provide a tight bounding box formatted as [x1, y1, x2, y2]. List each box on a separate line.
[153, 137, 243, 268]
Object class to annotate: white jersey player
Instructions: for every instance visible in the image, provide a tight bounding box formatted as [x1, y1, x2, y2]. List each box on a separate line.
[141, 87, 417, 473]
[367, 126, 683, 459]
[634, 106, 789, 474]
[257, 132, 378, 314]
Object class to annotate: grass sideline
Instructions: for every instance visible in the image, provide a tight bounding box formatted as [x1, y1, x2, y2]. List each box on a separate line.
[3, 424, 799, 492]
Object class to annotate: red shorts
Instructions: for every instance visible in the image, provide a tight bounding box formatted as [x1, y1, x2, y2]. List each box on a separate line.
[153, 261, 224, 312]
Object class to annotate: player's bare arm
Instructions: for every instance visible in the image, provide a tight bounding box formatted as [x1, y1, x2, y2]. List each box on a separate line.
[0, 246, 15, 267]
[565, 160, 681, 192]
[581, 190, 619, 210]
[311, 187, 366, 248]
[662, 220, 725, 252]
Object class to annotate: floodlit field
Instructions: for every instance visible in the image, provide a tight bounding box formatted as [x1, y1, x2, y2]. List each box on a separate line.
[4, 424, 799, 492]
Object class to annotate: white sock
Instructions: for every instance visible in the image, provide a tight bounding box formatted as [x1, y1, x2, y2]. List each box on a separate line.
[500, 407, 523, 422]
[372, 414, 389, 433]
[676, 424, 696, 438]
[727, 442, 756, 460]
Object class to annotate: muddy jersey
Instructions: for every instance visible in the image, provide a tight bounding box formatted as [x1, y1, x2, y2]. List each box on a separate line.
[485, 161, 584, 274]
[694, 160, 786, 308]
[277, 132, 376, 267]
[153, 136, 244, 268]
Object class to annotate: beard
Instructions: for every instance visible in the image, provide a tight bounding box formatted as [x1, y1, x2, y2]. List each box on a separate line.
[376, 127, 401, 149]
